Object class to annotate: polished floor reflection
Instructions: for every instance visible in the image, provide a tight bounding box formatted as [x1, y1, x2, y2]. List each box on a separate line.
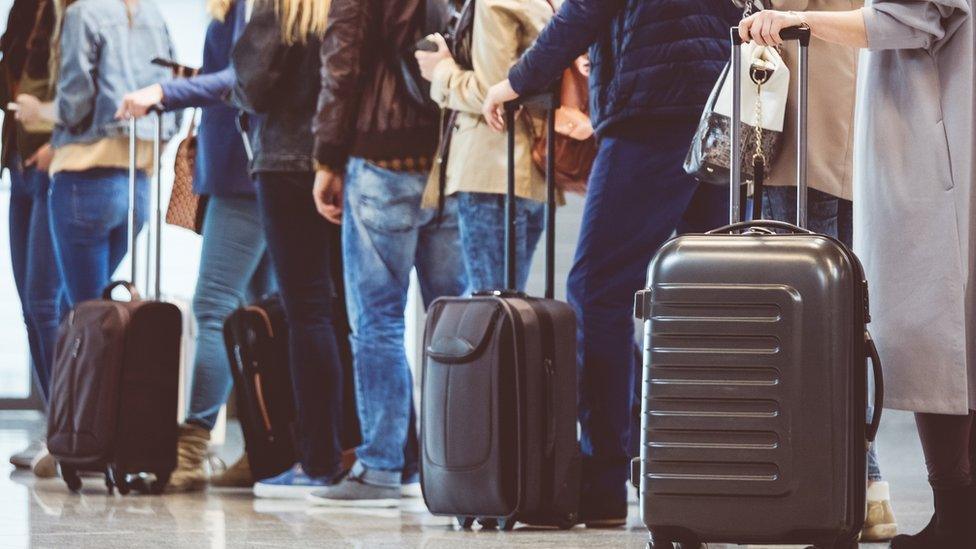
[0, 411, 930, 548]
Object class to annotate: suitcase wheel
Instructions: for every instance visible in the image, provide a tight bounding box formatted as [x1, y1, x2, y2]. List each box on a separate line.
[61, 466, 82, 493]
[149, 472, 171, 495]
[108, 466, 130, 496]
[456, 517, 475, 530]
[646, 541, 674, 549]
[556, 513, 578, 530]
[477, 518, 498, 530]
[497, 518, 516, 531]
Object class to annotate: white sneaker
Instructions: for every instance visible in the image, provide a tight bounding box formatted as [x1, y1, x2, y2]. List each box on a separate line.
[9, 438, 45, 469]
[861, 481, 898, 542]
[401, 481, 422, 498]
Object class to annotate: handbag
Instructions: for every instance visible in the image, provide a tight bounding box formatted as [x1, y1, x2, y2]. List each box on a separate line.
[530, 56, 597, 195]
[165, 110, 207, 234]
[684, 1, 788, 188]
[396, 0, 456, 114]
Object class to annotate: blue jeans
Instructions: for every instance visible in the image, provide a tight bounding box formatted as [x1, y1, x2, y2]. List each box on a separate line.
[343, 158, 467, 486]
[256, 171, 348, 478]
[8, 157, 63, 402]
[186, 195, 275, 430]
[49, 168, 148, 307]
[456, 192, 544, 293]
[763, 185, 882, 482]
[567, 119, 729, 507]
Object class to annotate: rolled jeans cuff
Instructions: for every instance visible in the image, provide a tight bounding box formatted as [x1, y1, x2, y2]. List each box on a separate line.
[352, 461, 401, 488]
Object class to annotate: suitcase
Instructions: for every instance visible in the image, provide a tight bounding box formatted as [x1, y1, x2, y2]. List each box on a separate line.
[420, 93, 580, 530]
[632, 27, 884, 549]
[48, 112, 182, 495]
[224, 224, 361, 483]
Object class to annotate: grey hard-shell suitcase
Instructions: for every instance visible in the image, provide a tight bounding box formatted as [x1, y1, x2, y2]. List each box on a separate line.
[420, 94, 581, 530]
[48, 113, 182, 494]
[632, 27, 884, 549]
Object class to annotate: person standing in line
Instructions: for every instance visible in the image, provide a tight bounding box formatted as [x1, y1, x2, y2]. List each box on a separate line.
[739, 4, 974, 547]
[305, 0, 467, 508]
[2, 0, 63, 477]
[116, 0, 274, 492]
[46, 0, 178, 306]
[232, 0, 353, 499]
[738, 0, 899, 541]
[482, 0, 742, 525]
[414, 0, 552, 294]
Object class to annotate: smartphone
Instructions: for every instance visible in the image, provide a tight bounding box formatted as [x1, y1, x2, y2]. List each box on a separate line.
[415, 37, 439, 53]
[151, 57, 198, 77]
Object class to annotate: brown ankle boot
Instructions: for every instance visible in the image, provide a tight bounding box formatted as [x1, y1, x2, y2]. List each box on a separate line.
[166, 423, 210, 493]
[211, 454, 253, 488]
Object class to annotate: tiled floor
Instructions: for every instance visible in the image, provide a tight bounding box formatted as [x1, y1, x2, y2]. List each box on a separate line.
[0, 410, 931, 549]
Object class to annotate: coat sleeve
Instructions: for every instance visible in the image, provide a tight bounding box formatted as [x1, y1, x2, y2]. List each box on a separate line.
[55, 4, 100, 133]
[507, 0, 625, 96]
[231, 2, 290, 114]
[863, 0, 970, 52]
[312, 0, 368, 173]
[430, 0, 551, 114]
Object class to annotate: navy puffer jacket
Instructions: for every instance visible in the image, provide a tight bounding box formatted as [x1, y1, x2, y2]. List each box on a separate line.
[509, 0, 741, 137]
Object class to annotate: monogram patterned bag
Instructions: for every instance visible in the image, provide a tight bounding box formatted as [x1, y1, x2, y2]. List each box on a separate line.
[165, 111, 207, 234]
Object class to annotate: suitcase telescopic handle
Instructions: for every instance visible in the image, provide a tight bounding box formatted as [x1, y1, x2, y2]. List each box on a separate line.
[127, 106, 165, 300]
[729, 25, 810, 228]
[504, 89, 559, 298]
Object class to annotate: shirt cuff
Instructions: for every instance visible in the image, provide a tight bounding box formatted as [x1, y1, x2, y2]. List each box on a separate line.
[429, 58, 457, 108]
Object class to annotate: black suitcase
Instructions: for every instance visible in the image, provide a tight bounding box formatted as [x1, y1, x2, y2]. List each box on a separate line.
[633, 27, 884, 549]
[48, 112, 182, 494]
[420, 93, 580, 530]
[224, 224, 361, 483]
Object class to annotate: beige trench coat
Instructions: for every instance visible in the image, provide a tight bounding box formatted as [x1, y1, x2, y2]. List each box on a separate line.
[422, 0, 552, 208]
[765, 0, 862, 201]
[855, 0, 974, 414]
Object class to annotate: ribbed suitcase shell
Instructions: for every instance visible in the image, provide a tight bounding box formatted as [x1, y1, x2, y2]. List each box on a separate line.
[637, 232, 870, 547]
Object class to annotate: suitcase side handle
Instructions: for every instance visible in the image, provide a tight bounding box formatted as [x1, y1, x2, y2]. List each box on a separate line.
[866, 331, 884, 443]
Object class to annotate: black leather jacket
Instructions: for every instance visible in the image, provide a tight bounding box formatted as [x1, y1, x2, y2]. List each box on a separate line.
[232, 2, 321, 174]
[313, 0, 439, 173]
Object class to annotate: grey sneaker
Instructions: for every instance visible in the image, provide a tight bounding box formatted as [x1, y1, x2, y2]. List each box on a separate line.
[9, 439, 45, 469]
[307, 471, 400, 508]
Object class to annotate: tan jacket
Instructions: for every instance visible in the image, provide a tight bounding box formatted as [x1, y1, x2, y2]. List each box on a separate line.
[422, 0, 552, 208]
[764, 0, 862, 201]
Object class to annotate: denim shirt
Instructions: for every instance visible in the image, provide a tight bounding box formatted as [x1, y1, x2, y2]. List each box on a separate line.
[51, 0, 179, 148]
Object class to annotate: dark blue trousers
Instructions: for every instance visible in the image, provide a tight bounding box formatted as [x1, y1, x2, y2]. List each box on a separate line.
[567, 117, 729, 507]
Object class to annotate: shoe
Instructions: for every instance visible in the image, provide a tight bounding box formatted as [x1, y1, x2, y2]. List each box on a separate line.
[31, 448, 57, 479]
[580, 498, 627, 528]
[10, 438, 45, 469]
[861, 481, 898, 541]
[307, 469, 400, 508]
[211, 454, 253, 488]
[890, 486, 969, 548]
[253, 464, 335, 499]
[401, 471, 421, 498]
[166, 423, 210, 493]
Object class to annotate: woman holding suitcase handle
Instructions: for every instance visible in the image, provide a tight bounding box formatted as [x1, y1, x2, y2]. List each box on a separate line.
[742, 4, 976, 548]
[116, 0, 276, 493]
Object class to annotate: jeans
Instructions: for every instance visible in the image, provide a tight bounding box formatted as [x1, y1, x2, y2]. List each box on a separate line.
[567, 119, 729, 506]
[763, 185, 882, 481]
[256, 171, 347, 478]
[186, 195, 275, 430]
[456, 192, 544, 293]
[49, 168, 148, 307]
[343, 158, 467, 486]
[8, 157, 63, 402]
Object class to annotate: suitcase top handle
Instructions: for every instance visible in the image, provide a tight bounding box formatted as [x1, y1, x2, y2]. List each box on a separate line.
[101, 281, 141, 302]
[706, 219, 815, 236]
[729, 25, 810, 228]
[503, 90, 560, 298]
